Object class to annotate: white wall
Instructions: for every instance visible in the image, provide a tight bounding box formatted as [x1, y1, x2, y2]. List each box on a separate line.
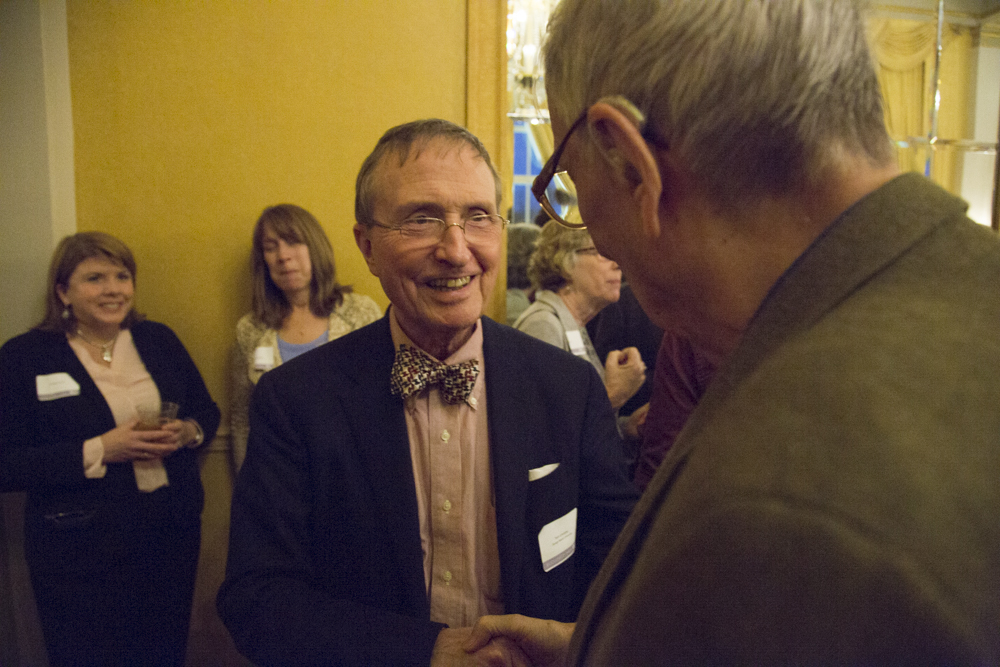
[0, 3, 75, 664]
[0, 0, 76, 345]
[960, 42, 1000, 227]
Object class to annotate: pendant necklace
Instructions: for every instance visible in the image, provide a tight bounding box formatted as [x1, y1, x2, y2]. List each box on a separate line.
[76, 328, 118, 363]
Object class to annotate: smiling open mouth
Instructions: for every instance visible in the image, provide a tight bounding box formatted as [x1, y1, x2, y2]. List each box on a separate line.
[428, 276, 472, 290]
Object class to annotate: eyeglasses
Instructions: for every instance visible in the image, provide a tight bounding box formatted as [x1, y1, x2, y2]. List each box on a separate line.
[532, 109, 589, 230]
[370, 214, 508, 244]
[532, 96, 665, 230]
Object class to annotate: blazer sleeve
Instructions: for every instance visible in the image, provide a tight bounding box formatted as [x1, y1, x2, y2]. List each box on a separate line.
[0, 333, 97, 492]
[576, 500, 982, 665]
[217, 368, 445, 667]
[573, 362, 640, 612]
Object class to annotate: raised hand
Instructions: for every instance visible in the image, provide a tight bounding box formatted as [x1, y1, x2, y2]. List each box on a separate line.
[604, 346, 646, 410]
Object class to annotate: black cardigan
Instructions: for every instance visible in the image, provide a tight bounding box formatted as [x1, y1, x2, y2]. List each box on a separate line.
[0, 320, 219, 574]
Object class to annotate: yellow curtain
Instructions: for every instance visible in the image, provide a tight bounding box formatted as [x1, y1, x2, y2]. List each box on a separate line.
[530, 121, 554, 161]
[869, 18, 973, 194]
[527, 20, 974, 197]
[529, 120, 579, 207]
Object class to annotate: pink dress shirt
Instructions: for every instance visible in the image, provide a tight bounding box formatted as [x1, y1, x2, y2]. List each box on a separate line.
[389, 309, 504, 628]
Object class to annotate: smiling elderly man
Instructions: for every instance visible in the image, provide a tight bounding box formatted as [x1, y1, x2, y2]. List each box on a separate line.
[466, 0, 1000, 664]
[216, 119, 637, 666]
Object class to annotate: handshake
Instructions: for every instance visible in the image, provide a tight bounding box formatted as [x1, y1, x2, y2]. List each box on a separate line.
[431, 616, 576, 667]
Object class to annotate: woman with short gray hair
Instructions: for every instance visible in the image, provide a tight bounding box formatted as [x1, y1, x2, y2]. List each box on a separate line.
[514, 218, 646, 435]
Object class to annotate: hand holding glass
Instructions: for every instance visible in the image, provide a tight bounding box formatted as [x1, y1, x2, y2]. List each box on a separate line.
[135, 401, 179, 431]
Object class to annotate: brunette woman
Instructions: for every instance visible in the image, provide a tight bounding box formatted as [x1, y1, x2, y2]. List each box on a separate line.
[230, 204, 381, 471]
[0, 232, 219, 666]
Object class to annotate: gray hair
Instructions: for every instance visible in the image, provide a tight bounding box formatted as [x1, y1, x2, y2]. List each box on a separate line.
[527, 219, 593, 292]
[507, 223, 543, 290]
[543, 0, 894, 211]
[355, 119, 503, 227]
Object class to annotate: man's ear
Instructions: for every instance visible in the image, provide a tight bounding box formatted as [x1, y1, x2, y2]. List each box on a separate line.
[586, 101, 663, 239]
[353, 224, 380, 276]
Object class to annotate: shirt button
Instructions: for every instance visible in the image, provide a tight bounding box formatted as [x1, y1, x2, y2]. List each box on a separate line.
[469, 396, 478, 407]
[441, 430, 450, 442]
[443, 499, 452, 512]
[443, 570, 452, 583]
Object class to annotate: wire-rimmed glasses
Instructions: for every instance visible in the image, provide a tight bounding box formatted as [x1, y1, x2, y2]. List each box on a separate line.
[369, 214, 508, 244]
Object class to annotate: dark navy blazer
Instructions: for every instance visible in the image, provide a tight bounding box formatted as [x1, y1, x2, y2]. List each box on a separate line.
[218, 315, 638, 666]
[0, 321, 220, 574]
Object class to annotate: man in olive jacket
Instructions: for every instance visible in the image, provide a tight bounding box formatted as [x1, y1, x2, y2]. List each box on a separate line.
[467, 0, 1000, 663]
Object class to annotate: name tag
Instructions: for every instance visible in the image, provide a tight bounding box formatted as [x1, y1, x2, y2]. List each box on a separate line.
[36, 373, 81, 401]
[564, 330, 588, 357]
[254, 346, 275, 371]
[538, 508, 577, 572]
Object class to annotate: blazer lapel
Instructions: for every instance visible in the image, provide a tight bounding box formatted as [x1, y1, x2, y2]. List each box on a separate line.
[337, 316, 429, 613]
[481, 318, 530, 612]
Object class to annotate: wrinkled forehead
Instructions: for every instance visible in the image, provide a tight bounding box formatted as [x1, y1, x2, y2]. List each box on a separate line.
[371, 138, 497, 210]
[389, 134, 471, 166]
[376, 137, 481, 178]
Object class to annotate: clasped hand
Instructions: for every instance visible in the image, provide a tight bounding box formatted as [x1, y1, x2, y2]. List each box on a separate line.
[431, 615, 575, 667]
[101, 418, 192, 464]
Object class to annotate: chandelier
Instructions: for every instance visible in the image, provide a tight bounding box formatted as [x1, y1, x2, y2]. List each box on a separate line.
[507, 0, 559, 122]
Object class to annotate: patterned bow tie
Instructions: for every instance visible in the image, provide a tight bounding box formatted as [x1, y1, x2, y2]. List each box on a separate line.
[390, 344, 480, 404]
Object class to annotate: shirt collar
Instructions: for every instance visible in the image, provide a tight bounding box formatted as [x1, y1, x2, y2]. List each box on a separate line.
[388, 306, 484, 366]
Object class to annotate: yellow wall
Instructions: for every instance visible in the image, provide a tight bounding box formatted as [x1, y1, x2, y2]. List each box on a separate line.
[55, 4, 506, 664]
[67, 1, 506, 415]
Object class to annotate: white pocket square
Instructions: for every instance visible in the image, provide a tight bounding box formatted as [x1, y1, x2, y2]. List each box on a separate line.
[528, 462, 559, 481]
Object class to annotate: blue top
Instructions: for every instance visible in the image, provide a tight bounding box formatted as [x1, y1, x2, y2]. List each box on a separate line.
[277, 330, 328, 363]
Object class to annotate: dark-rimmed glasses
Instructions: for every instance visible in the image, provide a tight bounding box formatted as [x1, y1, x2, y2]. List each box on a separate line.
[532, 110, 589, 229]
[532, 96, 665, 230]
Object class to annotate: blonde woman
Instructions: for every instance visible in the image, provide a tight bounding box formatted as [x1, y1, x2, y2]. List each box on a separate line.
[231, 204, 381, 471]
[514, 218, 647, 437]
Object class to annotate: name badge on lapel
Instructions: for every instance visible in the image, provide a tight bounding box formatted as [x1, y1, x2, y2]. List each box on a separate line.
[36, 373, 81, 401]
[538, 507, 577, 572]
[564, 330, 588, 358]
[254, 346, 276, 371]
